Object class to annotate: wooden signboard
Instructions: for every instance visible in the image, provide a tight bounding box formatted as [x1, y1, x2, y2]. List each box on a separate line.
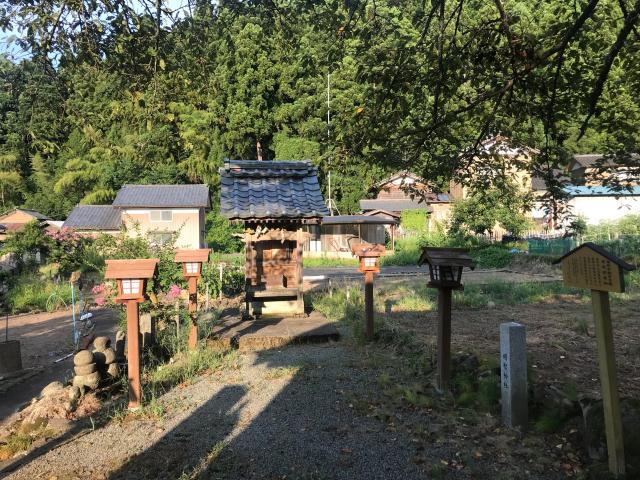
[555, 243, 631, 293]
[554, 243, 634, 478]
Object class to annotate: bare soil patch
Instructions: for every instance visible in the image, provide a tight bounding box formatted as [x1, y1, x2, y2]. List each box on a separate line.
[392, 299, 640, 400]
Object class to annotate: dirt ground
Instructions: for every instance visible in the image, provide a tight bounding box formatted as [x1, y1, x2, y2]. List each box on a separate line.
[390, 297, 640, 401]
[0, 308, 119, 424]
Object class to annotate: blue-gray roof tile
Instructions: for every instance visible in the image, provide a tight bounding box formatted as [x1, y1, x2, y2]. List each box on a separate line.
[112, 184, 210, 208]
[63, 205, 122, 230]
[220, 160, 329, 220]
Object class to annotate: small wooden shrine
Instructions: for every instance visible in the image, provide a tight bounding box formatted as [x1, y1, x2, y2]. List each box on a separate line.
[220, 160, 329, 317]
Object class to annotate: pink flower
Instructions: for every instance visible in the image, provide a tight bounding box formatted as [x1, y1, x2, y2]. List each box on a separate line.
[95, 296, 105, 306]
[167, 284, 182, 300]
[92, 284, 105, 295]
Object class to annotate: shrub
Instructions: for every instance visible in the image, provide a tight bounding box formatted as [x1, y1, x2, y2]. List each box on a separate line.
[470, 245, 512, 269]
[199, 262, 244, 297]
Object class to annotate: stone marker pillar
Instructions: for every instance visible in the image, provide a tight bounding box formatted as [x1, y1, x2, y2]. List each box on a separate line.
[500, 321, 527, 429]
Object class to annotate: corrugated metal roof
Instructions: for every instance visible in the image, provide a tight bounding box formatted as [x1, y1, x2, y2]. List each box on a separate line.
[322, 215, 397, 225]
[564, 186, 640, 196]
[112, 184, 210, 208]
[219, 160, 330, 220]
[360, 198, 448, 212]
[63, 205, 122, 230]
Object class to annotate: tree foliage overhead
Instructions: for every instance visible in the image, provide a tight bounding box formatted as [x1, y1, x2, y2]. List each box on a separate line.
[0, 0, 638, 220]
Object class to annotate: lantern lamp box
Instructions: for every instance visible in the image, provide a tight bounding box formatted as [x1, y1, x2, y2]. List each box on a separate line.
[553, 242, 634, 293]
[418, 247, 475, 289]
[104, 259, 159, 301]
[351, 243, 386, 273]
[175, 248, 211, 277]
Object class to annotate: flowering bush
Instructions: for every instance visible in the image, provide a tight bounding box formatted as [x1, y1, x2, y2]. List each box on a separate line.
[46, 228, 91, 275]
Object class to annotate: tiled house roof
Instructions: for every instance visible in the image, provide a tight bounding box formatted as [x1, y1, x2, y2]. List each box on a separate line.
[113, 184, 210, 208]
[63, 205, 122, 230]
[219, 160, 329, 221]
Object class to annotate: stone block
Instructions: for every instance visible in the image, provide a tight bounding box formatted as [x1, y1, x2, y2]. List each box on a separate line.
[0, 340, 22, 374]
[500, 321, 528, 429]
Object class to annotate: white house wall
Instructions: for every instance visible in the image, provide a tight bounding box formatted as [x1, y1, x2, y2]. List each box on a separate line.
[569, 196, 640, 224]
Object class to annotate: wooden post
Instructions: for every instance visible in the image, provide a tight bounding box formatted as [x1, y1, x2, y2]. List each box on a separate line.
[296, 228, 304, 315]
[436, 287, 452, 391]
[364, 270, 374, 341]
[592, 290, 625, 477]
[218, 263, 223, 300]
[188, 276, 198, 350]
[391, 224, 395, 252]
[126, 299, 141, 410]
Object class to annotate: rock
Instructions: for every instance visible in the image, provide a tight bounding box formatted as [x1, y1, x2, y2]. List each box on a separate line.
[74, 363, 97, 375]
[73, 350, 94, 366]
[68, 386, 81, 401]
[580, 397, 640, 467]
[73, 371, 100, 390]
[41, 381, 64, 397]
[93, 336, 111, 351]
[452, 352, 480, 377]
[106, 363, 119, 379]
[102, 347, 116, 364]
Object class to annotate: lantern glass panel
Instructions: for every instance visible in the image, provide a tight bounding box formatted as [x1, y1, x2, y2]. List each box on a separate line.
[122, 279, 141, 295]
[364, 257, 376, 267]
[441, 266, 455, 282]
[430, 265, 440, 281]
[186, 262, 199, 274]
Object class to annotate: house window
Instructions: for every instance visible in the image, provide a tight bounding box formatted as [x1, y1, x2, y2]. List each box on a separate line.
[149, 232, 174, 246]
[150, 210, 172, 222]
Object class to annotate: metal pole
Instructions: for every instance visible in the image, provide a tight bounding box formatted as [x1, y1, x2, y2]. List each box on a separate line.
[70, 282, 77, 348]
[126, 300, 141, 410]
[364, 271, 374, 341]
[188, 276, 198, 350]
[437, 287, 452, 391]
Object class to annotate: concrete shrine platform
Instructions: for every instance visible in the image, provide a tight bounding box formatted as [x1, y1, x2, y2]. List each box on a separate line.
[207, 310, 340, 351]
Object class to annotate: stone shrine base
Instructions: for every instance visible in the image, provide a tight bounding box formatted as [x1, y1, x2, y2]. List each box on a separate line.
[207, 310, 339, 351]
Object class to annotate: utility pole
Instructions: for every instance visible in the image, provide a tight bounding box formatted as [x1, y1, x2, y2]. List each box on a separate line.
[326, 72, 338, 216]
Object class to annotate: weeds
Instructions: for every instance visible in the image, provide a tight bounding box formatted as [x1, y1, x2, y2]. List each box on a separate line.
[0, 419, 55, 461]
[148, 347, 238, 388]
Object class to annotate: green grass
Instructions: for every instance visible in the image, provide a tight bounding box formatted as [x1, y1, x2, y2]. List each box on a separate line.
[147, 346, 238, 388]
[303, 257, 359, 268]
[308, 279, 588, 326]
[6, 276, 73, 313]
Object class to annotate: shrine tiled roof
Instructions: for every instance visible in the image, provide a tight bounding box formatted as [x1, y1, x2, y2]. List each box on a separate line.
[219, 160, 329, 221]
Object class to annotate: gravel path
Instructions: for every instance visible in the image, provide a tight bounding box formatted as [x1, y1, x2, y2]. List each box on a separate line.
[3, 341, 432, 480]
[3, 330, 576, 479]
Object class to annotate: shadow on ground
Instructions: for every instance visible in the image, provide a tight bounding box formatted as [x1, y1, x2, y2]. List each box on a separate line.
[106, 325, 430, 480]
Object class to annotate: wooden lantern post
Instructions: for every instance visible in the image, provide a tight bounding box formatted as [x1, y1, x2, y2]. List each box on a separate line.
[554, 243, 634, 478]
[104, 258, 159, 410]
[175, 248, 211, 350]
[351, 243, 386, 341]
[418, 248, 475, 392]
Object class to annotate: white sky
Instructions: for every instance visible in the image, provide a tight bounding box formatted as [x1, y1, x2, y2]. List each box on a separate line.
[0, 0, 193, 62]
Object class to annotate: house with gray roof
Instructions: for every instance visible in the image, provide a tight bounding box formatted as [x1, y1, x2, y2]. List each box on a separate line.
[63, 205, 122, 235]
[64, 184, 210, 248]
